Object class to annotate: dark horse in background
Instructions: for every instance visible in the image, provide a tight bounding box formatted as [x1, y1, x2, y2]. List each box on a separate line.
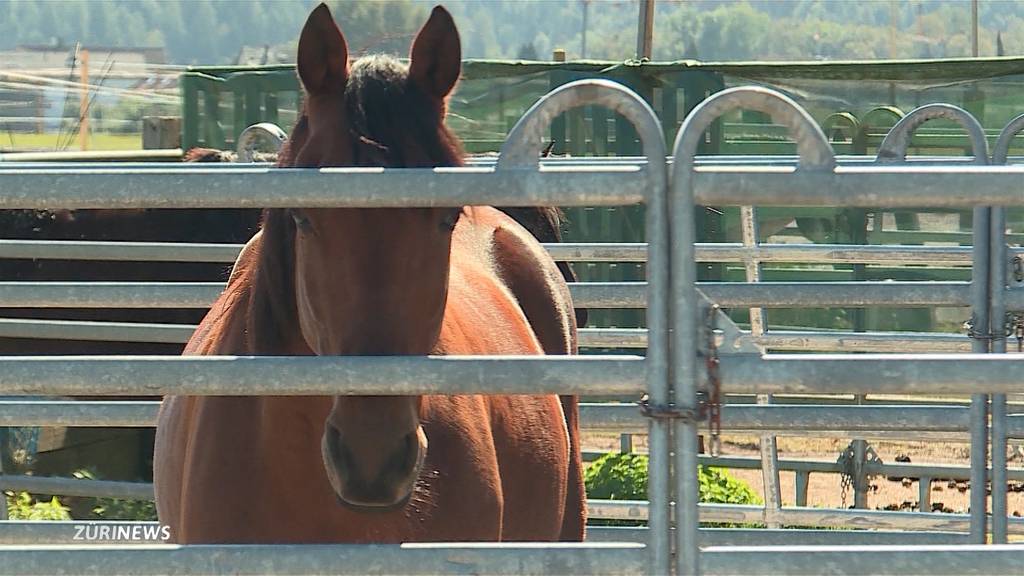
[155, 3, 584, 542]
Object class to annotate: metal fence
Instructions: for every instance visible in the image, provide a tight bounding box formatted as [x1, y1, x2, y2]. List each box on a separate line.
[3, 81, 1024, 573]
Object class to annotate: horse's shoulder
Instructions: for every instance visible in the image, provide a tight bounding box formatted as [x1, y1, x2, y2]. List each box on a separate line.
[459, 207, 576, 355]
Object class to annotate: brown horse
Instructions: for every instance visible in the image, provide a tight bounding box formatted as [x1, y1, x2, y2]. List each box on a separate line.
[154, 3, 584, 544]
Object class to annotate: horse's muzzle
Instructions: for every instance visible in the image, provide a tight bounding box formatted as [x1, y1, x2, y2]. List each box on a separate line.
[321, 423, 425, 510]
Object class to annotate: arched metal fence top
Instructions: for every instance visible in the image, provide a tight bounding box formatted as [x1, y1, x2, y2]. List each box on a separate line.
[495, 78, 670, 576]
[822, 112, 860, 142]
[671, 86, 836, 171]
[877, 104, 989, 165]
[993, 113, 1024, 165]
[497, 78, 667, 173]
[859, 106, 905, 131]
[236, 122, 288, 162]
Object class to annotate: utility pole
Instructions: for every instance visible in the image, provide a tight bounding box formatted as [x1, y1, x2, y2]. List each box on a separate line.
[636, 0, 654, 59]
[78, 48, 89, 152]
[971, 0, 979, 56]
[889, 0, 897, 58]
[581, 0, 590, 59]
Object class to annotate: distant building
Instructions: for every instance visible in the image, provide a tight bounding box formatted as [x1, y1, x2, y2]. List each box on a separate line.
[235, 44, 292, 66]
[0, 42, 173, 134]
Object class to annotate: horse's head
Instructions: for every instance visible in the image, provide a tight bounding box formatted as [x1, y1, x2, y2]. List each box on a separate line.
[281, 3, 463, 510]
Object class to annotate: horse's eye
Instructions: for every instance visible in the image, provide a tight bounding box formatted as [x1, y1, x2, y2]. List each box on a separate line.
[440, 208, 461, 232]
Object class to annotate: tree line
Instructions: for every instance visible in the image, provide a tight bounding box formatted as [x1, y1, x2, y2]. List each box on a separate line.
[1, 0, 1023, 65]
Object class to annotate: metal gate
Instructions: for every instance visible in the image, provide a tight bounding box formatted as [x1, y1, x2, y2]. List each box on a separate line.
[2, 81, 1024, 573]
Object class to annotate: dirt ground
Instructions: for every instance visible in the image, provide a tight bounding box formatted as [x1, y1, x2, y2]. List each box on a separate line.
[582, 432, 1024, 517]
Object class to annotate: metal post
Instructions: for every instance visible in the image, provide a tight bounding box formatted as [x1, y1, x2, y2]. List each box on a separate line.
[581, 0, 590, 59]
[971, 0, 979, 57]
[795, 471, 810, 507]
[919, 476, 932, 511]
[990, 205, 1009, 543]
[969, 205, 991, 544]
[636, 0, 654, 60]
[738, 204, 783, 528]
[619, 433, 633, 454]
[853, 435, 870, 509]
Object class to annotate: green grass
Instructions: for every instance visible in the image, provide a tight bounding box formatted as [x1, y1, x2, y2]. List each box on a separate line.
[1, 132, 143, 152]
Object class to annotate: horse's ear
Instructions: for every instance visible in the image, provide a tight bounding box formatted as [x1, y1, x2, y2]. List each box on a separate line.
[297, 3, 349, 95]
[409, 6, 461, 100]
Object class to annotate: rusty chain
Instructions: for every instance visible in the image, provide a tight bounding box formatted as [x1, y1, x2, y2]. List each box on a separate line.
[636, 304, 723, 457]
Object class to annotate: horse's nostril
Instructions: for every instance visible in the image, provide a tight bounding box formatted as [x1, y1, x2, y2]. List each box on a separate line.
[324, 425, 353, 475]
[382, 431, 420, 479]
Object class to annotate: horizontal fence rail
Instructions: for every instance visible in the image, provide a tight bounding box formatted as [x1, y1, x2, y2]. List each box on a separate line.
[4, 239, 1013, 266]
[6, 400, 1011, 440]
[0, 281, 985, 309]
[717, 354, 1024, 395]
[0, 356, 645, 396]
[0, 543, 648, 576]
[0, 167, 648, 209]
[0, 522, 970, 547]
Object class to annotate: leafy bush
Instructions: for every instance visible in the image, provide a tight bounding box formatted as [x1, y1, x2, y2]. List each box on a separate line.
[699, 466, 762, 505]
[72, 469, 158, 521]
[584, 452, 760, 526]
[585, 452, 761, 504]
[4, 491, 71, 521]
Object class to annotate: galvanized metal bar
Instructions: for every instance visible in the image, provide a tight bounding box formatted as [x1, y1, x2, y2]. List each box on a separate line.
[0, 153, 998, 171]
[671, 85, 837, 576]
[0, 318, 195, 344]
[543, 243, 647, 262]
[0, 522, 969, 547]
[0, 400, 985, 440]
[919, 476, 932, 511]
[991, 211, 1009, 543]
[1, 239, 1000, 266]
[583, 527, 969, 546]
[0, 239, 242, 263]
[581, 404, 970, 434]
[0, 149, 183, 162]
[501, 78, 669, 576]
[715, 354, 1024, 395]
[0, 318, 977, 353]
[699, 545, 1024, 576]
[0, 475, 152, 500]
[0, 318, 648, 349]
[738, 202, 783, 529]
[696, 243, 977, 265]
[0, 167, 646, 209]
[752, 330, 971, 353]
[0, 401, 159, 427]
[692, 166, 1024, 208]
[0, 281, 976, 310]
[969, 204, 991, 544]
[0, 543, 647, 576]
[0, 355, 645, 396]
[0, 282, 223, 309]
[697, 454, 1024, 483]
[578, 328, 648, 349]
[989, 113, 1024, 545]
[0, 282, 641, 310]
[700, 281, 971, 308]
